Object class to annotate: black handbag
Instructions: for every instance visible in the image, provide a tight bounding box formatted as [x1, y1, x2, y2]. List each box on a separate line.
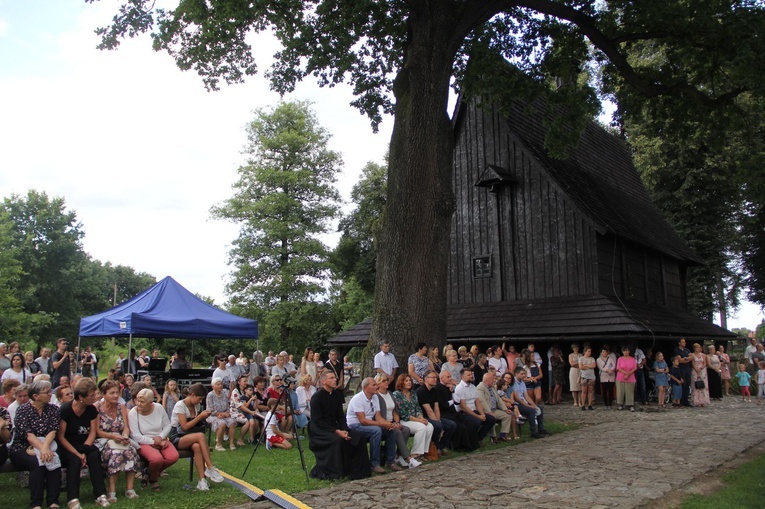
[694, 380, 705, 389]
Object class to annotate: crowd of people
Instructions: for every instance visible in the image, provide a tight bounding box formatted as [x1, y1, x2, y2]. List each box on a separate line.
[1, 336, 761, 496]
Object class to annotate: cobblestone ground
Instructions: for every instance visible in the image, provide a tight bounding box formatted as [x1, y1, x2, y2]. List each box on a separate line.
[251, 396, 765, 509]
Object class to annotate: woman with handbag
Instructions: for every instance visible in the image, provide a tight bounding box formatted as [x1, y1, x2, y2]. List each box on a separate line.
[170, 383, 224, 491]
[96, 380, 139, 503]
[690, 343, 710, 407]
[128, 388, 178, 491]
[10, 379, 62, 509]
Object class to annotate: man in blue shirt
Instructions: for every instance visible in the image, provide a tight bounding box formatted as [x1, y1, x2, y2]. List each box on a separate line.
[510, 367, 549, 439]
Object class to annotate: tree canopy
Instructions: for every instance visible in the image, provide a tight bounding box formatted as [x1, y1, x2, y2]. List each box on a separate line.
[92, 0, 765, 364]
[211, 100, 342, 353]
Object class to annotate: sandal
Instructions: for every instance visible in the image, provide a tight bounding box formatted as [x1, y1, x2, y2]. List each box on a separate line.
[49, 505, 60, 509]
[150, 482, 161, 492]
[107, 492, 117, 504]
[124, 490, 139, 500]
[95, 495, 111, 507]
[67, 499, 82, 509]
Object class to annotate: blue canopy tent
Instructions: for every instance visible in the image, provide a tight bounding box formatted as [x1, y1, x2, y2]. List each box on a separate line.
[79, 276, 258, 363]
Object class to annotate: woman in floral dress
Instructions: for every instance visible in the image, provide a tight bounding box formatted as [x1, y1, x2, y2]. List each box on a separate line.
[96, 380, 139, 503]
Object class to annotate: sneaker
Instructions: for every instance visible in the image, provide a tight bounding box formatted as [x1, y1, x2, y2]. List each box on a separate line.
[265, 440, 272, 450]
[205, 467, 224, 483]
[197, 478, 210, 491]
[408, 457, 422, 469]
[215, 445, 226, 452]
[395, 456, 409, 468]
[629, 406, 635, 412]
[517, 416, 527, 424]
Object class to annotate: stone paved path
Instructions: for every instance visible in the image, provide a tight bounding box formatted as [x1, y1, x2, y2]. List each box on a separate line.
[248, 396, 765, 508]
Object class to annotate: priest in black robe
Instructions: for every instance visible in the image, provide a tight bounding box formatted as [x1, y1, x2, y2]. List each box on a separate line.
[308, 370, 370, 480]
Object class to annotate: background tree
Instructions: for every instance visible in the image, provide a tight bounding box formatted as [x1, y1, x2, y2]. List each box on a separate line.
[604, 12, 765, 323]
[1, 190, 97, 341]
[211, 100, 341, 354]
[92, 0, 765, 367]
[331, 160, 387, 329]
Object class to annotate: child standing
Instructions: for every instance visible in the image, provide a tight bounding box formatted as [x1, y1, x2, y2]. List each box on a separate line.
[264, 398, 294, 450]
[653, 352, 669, 408]
[735, 364, 752, 402]
[669, 355, 684, 408]
[757, 361, 765, 406]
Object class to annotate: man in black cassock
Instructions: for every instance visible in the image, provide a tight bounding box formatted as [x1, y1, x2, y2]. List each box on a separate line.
[308, 370, 370, 479]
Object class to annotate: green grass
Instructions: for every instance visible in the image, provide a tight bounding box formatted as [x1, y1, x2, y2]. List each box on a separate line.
[1, 420, 578, 506]
[677, 453, 765, 509]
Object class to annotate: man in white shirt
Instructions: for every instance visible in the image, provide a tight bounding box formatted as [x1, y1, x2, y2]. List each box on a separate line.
[265, 351, 277, 375]
[34, 348, 51, 375]
[373, 342, 398, 380]
[281, 351, 298, 377]
[454, 368, 495, 443]
[346, 377, 399, 473]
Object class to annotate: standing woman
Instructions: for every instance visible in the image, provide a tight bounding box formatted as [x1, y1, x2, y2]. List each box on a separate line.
[427, 346, 443, 374]
[407, 342, 434, 388]
[579, 347, 597, 410]
[300, 348, 316, 379]
[597, 347, 616, 409]
[57, 378, 110, 508]
[473, 354, 489, 386]
[550, 347, 566, 405]
[95, 380, 139, 503]
[170, 383, 224, 491]
[523, 350, 543, 404]
[1, 353, 32, 384]
[653, 352, 669, 408]
[568, 344, 582, 407]
[718, 345, 732, 396]
[312, 353, 324, 383]
[122, 374, 135, 405]
[392, 374, 434, 460]
[690, 343, 710, 407]
[706, 345, 723, 401]
[615, 347, 637, 412]
[128, 388, 178, 491]
[10, 379, 62, 509]
[206, 377, 237, 451]
[442, 350, 463, 383]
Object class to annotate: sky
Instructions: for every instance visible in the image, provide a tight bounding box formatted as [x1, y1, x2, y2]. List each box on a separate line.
[0, 1, 762, 331]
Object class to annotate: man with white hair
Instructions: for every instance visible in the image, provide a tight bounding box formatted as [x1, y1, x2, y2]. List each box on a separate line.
[476, 371, 514, 442]
[282, 351, 298, 377]
[346, 377, 399, 474]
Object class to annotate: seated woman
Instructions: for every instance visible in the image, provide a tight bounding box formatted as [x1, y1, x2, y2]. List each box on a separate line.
[235, 384, 261, 443]
[286, 378, 308, 430]
[128, 388, 178, 491]
[295, 374, 316, 420]
[374, 373, 420, 469]
[230, 375, 252, 446]
[170, 383, 224, 491]
[57, 378, 110, 508]
[10, 379, 61, 509]
[392, 374, 434, 461]
[95, 380, 139, 503]
[205, 377, 237, 451]
[0, 406, 9, 466]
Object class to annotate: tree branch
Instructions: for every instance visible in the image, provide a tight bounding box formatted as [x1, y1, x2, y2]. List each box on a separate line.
[516, 0, 746, 106]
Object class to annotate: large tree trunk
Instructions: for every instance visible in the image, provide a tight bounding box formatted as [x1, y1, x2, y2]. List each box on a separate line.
[371, 8, 460, 368]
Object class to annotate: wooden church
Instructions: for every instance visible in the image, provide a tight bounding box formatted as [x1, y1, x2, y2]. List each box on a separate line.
[330, 95, 734, 352]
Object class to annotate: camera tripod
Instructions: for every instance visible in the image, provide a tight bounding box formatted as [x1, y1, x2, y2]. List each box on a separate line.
[241, 383, 309, 483]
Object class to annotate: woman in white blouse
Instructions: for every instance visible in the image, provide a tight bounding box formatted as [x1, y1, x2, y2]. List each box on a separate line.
[128, 388, 177, 491]
[295, 374, 316, 419]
